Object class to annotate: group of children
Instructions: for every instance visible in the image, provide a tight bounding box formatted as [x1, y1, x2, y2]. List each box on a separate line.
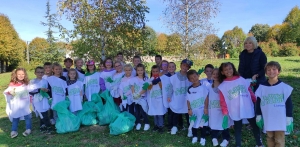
[3, 52, 294, 147]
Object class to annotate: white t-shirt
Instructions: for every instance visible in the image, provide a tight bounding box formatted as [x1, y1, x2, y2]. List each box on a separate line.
[29, 78, 50, 113]
[110, 72, 125, 98]
[68, 81, 84, 112]
[119, 76, 133, 106]
[47, 76, 67, 109]
[147, 82, 167, 115]
[84, 72, 101, 101]
[100, 69, 116, 91]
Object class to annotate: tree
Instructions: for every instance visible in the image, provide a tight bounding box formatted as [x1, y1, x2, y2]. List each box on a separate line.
[163, 0, 219, 58]
[166, 33, 182, 55]
[281, 6, 300, 45]
[28, 37, 50, 66]
[143, 26, 157, 56]
[200, 34, 221, 58]
[0, 14, 25, 72]
[249, 24, 270, 42]
[156, 33, 168, 55]
[221, 26, 246, 58]
[58, 0, 149, 62]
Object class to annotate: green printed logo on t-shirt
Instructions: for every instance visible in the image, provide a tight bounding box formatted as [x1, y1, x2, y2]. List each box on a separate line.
[150, 89, 162, 98]
[69, 87, 80, 96]
[165, 83, 172, 92]
[134, 83, 140, 93]
[190, 98, 205, 109]
[123, 85, 131, 93]
[87, 79, 98, 86]
[208, 100, 220, 109]
[52, 86, 64, 95]
[174, 86, 188, 96]
[227, 85, 247, 100]
[261, 94, 284, 106]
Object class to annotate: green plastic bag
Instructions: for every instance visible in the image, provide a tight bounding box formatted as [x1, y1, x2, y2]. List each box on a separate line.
[98, 90, 120, 125]
[91, 93, 103, 112]
[53, 100, 80, 134]
[109, 112, 136, 135]
[77, 101, 98, 125]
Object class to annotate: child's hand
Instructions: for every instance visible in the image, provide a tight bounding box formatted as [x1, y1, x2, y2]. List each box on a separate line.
[188, 109, 192, 116]
[167, 98, 171, 102]
[252, 74, 258, 80]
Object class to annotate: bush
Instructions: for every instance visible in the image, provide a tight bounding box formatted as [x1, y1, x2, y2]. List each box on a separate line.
[279, 43, 299, 56]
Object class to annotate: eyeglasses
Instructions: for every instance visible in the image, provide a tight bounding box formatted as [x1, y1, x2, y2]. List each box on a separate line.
[36, 72, 44, 74]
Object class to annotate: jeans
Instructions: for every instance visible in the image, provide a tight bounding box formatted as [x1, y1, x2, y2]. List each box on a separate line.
[154, 115, 164, 127]
[234, 117, 262, 146]
[12, 114, 32, 131]
[40, 111, 50, 127]
[211, 129, 230, 141]
[134, 104, 149, 124]
[123, 104, 135, 115]
[178, 113, 190, 128]
[192, 127, 207, 138]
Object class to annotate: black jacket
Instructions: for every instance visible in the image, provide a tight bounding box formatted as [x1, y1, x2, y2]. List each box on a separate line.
[238, 46, 267, 84]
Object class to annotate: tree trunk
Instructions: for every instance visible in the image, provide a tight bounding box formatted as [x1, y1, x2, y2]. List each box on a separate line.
[0, 60, 2, 73]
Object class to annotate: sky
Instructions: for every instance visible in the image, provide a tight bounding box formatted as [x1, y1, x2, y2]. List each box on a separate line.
[1, 0, 300, 42]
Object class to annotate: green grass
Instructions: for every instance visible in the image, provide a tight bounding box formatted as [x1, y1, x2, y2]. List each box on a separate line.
[0, 57, 299, 147]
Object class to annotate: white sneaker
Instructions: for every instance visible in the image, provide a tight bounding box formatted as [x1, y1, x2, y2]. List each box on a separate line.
[170, 126, 178, 135]
[199, 138, 206, 146]
[220, 139, 229, 147]
[10, 131, 18, 138]
[50, 119, 56, 125]
[187, 129, 193, 137]
[192, 137, 198, 144]
[22, 129, 31, 137]
[136, 123, 141, 130]
[144, 124, 150, 131]
[212, 138, 218, 146]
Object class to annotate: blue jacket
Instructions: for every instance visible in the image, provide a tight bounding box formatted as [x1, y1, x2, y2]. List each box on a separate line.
[238, 46, 267, 84]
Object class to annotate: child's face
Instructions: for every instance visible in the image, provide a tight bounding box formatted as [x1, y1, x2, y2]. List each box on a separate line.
[136, 67, 144, 77]
[53, 66, 62, 76]
[124, 67, 132, 77]
[133, 58, 141, 67]
[114, 62, 122, 72]
[161, 62, 168, 71]
[212, 70, 219, 81]
[35, 69, 44, 79]
[105, 59, 113, 69]
[117, 55, 123, 61]
[266, 66, 280, 79]
[204, 67, 213, 79]
[99, 64, 105, 71]
[151, 68, 160, 76]
[221, 65, 233, 78]
[16, 70, 25, 81]
[168, 63, 176, 73]
[44, 65, 52, 74]
[180, 63, 190, 73]
[68, 71, 77, 80]
[64, 61, 73, 68]
[75, 60, 83, 68]
[188, 73, 199, 85]
[155, 57, 162, 65]
[87, 65, 95, 72]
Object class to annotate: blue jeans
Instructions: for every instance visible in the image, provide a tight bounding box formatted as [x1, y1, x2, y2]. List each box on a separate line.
[234, 117, 262, 146]
[134, 104, 149, 124]
[12, 114, 32, 131]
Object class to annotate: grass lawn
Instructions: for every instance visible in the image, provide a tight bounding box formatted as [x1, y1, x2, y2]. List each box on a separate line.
[0, 57, 299, 147]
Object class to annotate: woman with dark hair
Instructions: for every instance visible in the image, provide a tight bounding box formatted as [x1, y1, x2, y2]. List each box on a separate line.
[238, 36, 267, 92]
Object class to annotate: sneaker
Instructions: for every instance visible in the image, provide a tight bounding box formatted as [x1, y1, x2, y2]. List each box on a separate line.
[50, 119, 56, 125]
[144, 124, 150, 131]
[40, 125, 47, 133]
[220, 139, 229, 147]
[10, 131, 18, 138]
[212, 138, 218, 146]
[192, 137, 198, 144]
[170, 126, 178, 135]
[199, 138, 206, 146]
[22, 129, 31, 137]
[187, 129, 193, 137]
[136, 123, 141, 130]
[153, 125, 159, 131]
[158, 127, 164, 133]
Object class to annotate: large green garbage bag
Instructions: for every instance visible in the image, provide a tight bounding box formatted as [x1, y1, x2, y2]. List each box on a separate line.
[109, 111, 136, 135]
[91, 93, 103, 112]
[97, 90, 120, 125]
[77, 101, 98, 125]
[53, 100, 80, 134]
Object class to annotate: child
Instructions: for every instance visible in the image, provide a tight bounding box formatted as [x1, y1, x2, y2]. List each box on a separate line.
[116, 52, 125, 65]
[100, 57, 116, 92]
[119, 64, 134, 114]
[131, 63, 150, 131]
[255, 61, 293, 147]
[42, 62, 52, 79]
[159, 60, 168, 76]
[67, 68, 83, 115]
[207, 68, 231, 147]
[84, 60, 101, 101]
[110, 61, 125, 106]
[29, 66, 52, 134]
[98, 62, 105, 72]
[4, 68, 32, 138]
[63, 58, 74, 80]
[167, 59, 192, 135]
[155, 55, 162, 67]
[131, 55, 142, 77]
[47, 62, 67, 124]
[186, 70, 209, 145]
[74, 58, 85, 82]
[147, 65, 167, 133]
[218, 62, 263, 147]
[200, 64, 214, 89]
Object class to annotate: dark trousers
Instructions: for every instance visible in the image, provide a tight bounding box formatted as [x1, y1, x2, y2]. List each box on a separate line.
[49, 109, 53, 119]
[178, 113, 189, 127]
[169, 109, 189, 128]
[234, 117, 262, 146]
[167, 108, 173, 129]
[40, 111, 51, 127]
[192, 127, 207, 138]
[211, 129, 230, 141]
[123, 104, 134, 115]
[134, 104, 149, 124]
